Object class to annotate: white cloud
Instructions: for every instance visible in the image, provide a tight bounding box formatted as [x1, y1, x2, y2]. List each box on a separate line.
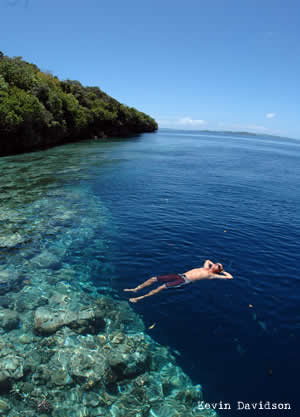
[246, 124, 269, 131]
[157, 117, 207, 129]
[178, 117, 207, 127]
[265, 113, 276, 119]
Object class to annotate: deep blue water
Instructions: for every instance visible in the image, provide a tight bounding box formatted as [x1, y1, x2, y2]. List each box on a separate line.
[89, 129, 300, 416]
[2, 128, 299, 416]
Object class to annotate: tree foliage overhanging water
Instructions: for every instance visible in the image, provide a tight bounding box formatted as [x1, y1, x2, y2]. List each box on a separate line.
[0, 51, 158, 156]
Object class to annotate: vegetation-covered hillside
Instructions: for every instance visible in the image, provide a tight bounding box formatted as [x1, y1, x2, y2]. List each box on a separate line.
[0, 51, 157, 156]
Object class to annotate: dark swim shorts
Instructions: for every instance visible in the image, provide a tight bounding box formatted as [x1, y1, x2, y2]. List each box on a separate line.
[155, 274, 191, 289]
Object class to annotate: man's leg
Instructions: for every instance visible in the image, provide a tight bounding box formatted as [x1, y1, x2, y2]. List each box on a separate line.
[124, 276, 157, 293]
[129, 285, 166, 303]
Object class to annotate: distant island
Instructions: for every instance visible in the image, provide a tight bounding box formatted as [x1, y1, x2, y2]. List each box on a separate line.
[0, 51, 158, 156]
[200, 129, 286, 139]
[160, 128, 290, 140]
[202, 130, 261, 136]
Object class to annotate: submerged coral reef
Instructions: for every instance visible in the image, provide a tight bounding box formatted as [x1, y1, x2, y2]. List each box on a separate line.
[0, 283, 210, 417]
[0, 148, 217, 417]
[0, 270, 218, 416]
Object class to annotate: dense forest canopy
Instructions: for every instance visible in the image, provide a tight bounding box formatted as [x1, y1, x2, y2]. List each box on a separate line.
[0, 51, 157, 156]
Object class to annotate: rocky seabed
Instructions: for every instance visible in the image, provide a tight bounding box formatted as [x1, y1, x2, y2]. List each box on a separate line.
[0, 157, 217, 417]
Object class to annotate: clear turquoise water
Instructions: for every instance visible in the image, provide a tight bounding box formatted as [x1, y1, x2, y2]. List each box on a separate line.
[1, 129, 299, 415]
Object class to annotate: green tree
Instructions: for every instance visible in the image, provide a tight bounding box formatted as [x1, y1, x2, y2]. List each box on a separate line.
[0, 53, 157, 156]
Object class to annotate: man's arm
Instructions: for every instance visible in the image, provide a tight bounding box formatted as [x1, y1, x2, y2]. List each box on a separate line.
[204, 259, 214, 268]
[214, 271, 233, 279]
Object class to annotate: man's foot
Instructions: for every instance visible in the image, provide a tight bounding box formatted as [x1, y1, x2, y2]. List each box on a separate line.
[124, 288, 137, 292]
[129, 297, 139, 303]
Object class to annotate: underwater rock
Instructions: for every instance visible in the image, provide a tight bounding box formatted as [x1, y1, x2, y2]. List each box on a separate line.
[106, 335, 150, 381]
[47, 267, 77, 284]
[0, 209, 23, 222]
[97, 334, 107, 345]
[173, 384, 203, 404]
[0, 308, 19, 331]
[22, 381, 34, 393]
[95, 297, 145, 333]
[111, 332, 124, 344]
[49, 346, 108, 383]
[0, 354, 24, 383]
[49, 292, 72, 306]
[82, 391, 101, 407]
[0, 399, 10, 413]
[15, 297, 29, 313]
[160, 363, 191, 393]
[68, 308, 105, 335]
[150, 399, 190, 417]
[135, 373, 163, 402]
[0, 232, 25, 248]
[53, 210, 76, 226]
[34, 305, 105, 335]
[108, 350, 149, 379]
[31, 250, 60, 269]
[0, 270, 24, 295]
[111, 396, 150, 417]
[50, 368, 73, 387]
[0, 296, 10, 308]
[34, 306, 76, 335]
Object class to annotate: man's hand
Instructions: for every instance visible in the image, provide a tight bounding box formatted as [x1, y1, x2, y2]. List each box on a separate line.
[204, 259, 214, 268]
[219, 271, 233, 279]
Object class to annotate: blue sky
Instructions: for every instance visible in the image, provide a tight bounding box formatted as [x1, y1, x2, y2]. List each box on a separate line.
[1, 0, 300, 138]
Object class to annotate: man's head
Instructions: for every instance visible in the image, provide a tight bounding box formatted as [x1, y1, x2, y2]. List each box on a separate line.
[211, 263, 224, 274]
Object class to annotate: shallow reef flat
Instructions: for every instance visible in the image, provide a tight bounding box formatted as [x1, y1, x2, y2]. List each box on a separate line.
[0, 149, 217, 417]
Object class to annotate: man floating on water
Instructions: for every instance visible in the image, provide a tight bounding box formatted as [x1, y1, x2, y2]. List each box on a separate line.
[124, 259, 233, 303]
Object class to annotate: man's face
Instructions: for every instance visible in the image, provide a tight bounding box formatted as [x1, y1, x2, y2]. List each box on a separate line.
[212, 263, 223, 273]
